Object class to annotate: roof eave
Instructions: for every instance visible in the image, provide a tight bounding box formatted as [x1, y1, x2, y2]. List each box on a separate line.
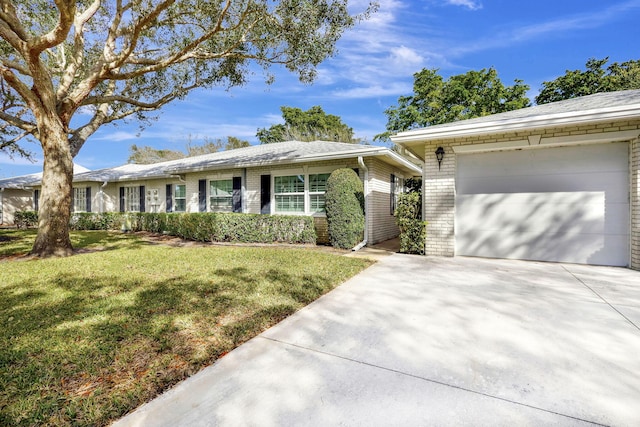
[391, 103, 640, 147]
[165, 148, 421, 176]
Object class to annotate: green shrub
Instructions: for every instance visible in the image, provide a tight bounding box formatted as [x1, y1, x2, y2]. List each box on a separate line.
[395, 191, 426, 255]
[14, 211, 38, 229]
[325, 168, 365, 249]
[68, 212, 316, 244]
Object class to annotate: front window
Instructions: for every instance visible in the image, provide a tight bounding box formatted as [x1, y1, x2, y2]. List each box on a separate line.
[309, 173, 330, 213]
[73, 187, 87, 212]
[210, 179, 233, 212]
[125, 186, 140, 212]
[174, 184, 186, 212]
[275, 175, 305, 213]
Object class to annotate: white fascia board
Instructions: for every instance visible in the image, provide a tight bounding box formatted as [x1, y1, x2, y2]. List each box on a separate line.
[165, 147, 393, 174]
[452, 129, 640, 154]
[391, 103, 640, 146]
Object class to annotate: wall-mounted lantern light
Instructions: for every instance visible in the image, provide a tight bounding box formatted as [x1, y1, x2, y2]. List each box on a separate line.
[435, 146, 445, 170]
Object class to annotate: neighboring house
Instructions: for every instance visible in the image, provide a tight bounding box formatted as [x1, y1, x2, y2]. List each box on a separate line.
[0, 173, 40, 225]
[0, 164, 91, 226]
[16, 141, 421, 245]
[393, 89, 640, 270]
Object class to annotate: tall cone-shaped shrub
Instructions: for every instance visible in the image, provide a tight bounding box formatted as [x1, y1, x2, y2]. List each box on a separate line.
[325, 168, 365, 249]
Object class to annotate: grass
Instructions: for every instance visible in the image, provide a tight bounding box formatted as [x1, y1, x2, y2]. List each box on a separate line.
[0, 229, 373, 426]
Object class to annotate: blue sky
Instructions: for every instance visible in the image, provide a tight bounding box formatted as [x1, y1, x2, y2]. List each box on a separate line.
[2, 0, 640, 178]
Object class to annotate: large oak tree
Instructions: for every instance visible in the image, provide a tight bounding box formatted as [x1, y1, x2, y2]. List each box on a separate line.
[0, 0, 373, 256]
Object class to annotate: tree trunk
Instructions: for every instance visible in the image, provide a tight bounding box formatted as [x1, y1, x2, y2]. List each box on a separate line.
[31, 120, 74, 257]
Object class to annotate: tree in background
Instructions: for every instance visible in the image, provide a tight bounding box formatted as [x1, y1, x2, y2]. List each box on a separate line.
[0, 0, 373, 256]
[257, 105, 359, 143]
[375, 68, 530, 141]
[535, 57, 640, 104]
[128, 136, 251, 164]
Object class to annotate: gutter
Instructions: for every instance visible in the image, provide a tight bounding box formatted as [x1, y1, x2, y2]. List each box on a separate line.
[391, 102, 640, 145]
[352, 156, 369, 251]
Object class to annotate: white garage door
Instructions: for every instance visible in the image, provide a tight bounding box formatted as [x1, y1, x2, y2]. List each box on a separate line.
[455, 142, 629, 266]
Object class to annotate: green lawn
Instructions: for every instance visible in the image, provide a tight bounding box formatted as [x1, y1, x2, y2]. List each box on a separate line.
[0, 230, 373, 426]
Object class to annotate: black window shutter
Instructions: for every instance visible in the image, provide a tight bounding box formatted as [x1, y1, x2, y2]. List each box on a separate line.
[260, 174, 271, 214]
[34, 189, 40, 211]
[86, 187, 92, 212]
[139, 186, 146, 212]
[352, 168, 359, 177]
[232, 177, 242, 213]
[119, 187, 125, 212]
[198, 179, 206, 212]
[166, 184, 173, 213]
[390, 174, 396, 215]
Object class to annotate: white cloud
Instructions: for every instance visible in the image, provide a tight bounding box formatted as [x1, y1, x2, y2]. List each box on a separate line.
[330, 82, 413, 99]
[450, 1, 640, 56]
[93, 131, 140, 142]
[390, 46, 424, 66]
[444, 0, 482, 10]
[0, 152, 41, 166]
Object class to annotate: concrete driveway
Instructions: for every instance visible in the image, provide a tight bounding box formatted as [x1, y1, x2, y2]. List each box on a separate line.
[114, 255, 640, 426]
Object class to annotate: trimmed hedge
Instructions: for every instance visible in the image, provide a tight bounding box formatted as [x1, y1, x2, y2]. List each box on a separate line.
[67, 212, 316, 244]
[395, 191, 426, 255]
[325, 168, 365, 249]
[14, 211, 38, 229]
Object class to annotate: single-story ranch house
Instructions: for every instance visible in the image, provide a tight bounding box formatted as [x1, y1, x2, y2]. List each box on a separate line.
[392, 89, 640, 270]
[0, 141, 422, 246]
[0, 164, 89, 226]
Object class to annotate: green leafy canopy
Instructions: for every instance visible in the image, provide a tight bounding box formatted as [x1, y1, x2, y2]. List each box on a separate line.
[257, 105, 359, 143]
[536, 57, 640, 104]
[375, 67, 530, 141]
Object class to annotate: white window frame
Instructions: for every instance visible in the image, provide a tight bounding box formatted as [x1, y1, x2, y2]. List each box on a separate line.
[391, 173, 405, 216]
[309, 172, 331, 214]
[209, 178, 234, 212]
[124, 186, 140, 212]
[73, 187, 87, 213]
[272, 167, 342, 216]
[174, 184, 186, 212]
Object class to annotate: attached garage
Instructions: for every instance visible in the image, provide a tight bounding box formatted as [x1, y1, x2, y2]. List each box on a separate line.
[391, 90, 640, 270]
[455, 143, 630, 266]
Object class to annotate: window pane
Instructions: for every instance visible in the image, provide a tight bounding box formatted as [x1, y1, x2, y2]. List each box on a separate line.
[210, 197, 233, 211]
[275, 175, 304, 193]
[174, 184, 186, 198]
[275, 195, 304, 212]
[210, 180, 232, 196]
[174, 199, 186, 212]
[310, 194, 325, 213]
[125, 187, 140, 212]
[73, 188, 86, 212]
[309, 173, 330, 192]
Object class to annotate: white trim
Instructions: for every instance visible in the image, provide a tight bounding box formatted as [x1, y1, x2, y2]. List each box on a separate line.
[392, 103, 640, 145]
[452, 130, 640, 154]
[272, 168, 335, 215]
[453, 140, 529, 154]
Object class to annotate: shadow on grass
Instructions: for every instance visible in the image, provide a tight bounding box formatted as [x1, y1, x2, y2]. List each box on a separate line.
[0, 260, 345, 426]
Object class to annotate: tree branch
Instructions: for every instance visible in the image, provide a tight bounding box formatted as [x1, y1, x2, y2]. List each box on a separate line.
[28, 0, 75, 54]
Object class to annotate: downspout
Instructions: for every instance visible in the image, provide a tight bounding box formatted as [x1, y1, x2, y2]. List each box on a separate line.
[352, 156, 369, 251]
[99, 181, 107, 213]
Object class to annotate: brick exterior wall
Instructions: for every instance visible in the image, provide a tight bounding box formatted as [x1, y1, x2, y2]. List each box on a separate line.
[632, 137, 640, 270]
[22, 156, 413, 247]
[422, 119, 640, 270]
[365, 157, 403, 244]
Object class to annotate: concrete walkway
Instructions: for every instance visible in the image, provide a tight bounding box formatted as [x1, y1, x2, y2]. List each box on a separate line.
[114, 255, 640, 426]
